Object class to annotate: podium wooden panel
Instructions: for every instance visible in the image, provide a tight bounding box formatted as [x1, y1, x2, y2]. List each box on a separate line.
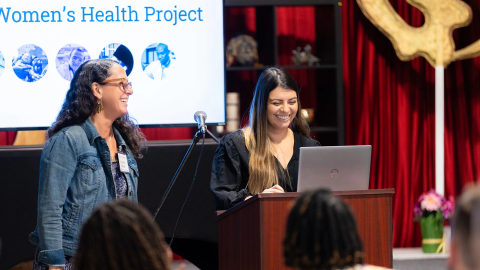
[216, 189, 394, 270]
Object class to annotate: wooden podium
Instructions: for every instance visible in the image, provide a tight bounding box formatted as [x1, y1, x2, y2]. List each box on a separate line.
[216, 189, 394, 270]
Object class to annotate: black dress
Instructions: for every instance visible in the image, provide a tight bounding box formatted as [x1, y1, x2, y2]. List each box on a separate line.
[210, 129, 321, 210]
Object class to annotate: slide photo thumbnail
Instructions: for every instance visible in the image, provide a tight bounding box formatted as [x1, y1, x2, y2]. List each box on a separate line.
[12, 44, 48, 82]
[99, 43, 134, 76]
[56, 44, 91, 81]
[142, 43, 176, 80]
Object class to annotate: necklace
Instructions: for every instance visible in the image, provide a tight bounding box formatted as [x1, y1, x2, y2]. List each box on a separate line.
[271, 129, 294, 170]
[107, 131, 114, 148]
[272, 142, 288, 169]
[107, 131, 116, 161]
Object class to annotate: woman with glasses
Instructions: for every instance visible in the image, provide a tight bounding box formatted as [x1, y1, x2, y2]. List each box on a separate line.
[29, 59, 145, 270]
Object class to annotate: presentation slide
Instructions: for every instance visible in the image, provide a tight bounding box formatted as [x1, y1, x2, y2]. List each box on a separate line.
[0, 0, 225, 130]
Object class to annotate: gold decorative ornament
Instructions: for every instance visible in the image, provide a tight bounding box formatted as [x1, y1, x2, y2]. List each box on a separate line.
[301, 109, 315, 124]
[226, 35, 260, 67]
[96, 99, 104, 114]
[356, 0, 480, 67]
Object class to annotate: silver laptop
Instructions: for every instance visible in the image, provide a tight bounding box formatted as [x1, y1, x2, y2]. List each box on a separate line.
[297, 145, 372, 192]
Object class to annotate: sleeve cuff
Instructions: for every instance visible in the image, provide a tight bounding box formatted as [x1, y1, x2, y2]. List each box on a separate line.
[229, 189, 252, 207]
[37, 248, 65, 266]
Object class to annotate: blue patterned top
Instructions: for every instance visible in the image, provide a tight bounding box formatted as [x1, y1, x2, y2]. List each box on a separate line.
[111, 161, 128, 199]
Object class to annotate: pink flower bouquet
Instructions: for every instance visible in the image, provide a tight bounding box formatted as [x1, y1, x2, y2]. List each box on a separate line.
[414, 190, 455, 219]
[414, 190, 455, 253]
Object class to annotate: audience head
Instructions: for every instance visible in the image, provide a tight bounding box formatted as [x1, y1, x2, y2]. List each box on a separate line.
[284, 189, 364, 270]
[449, 184, 480, 270]
[74, 200, 171, 270]
[244, 68, 310, 195]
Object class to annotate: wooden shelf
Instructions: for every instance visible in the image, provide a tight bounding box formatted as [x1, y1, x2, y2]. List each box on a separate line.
[223, 3, 344, 145]
[226, 65, 337, 71]
[225, 0, 341, 6]
[310, 126, 338, 132]
[226, 66, 268, 71]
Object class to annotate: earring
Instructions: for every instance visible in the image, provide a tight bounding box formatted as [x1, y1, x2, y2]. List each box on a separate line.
[96, 99, 104, 114]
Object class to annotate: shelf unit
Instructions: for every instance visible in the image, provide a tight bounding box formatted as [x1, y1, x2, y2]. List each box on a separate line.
[222, 0, 344, 146]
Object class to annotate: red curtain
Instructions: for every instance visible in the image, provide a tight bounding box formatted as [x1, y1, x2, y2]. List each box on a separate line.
[141, 127, 193, 141]
[224, 7, 257, 37]
[277, 7, 316, 65]
[342, 0, 480, 247]
[0, 131, 16, 145]
[277, 7, 319, 110]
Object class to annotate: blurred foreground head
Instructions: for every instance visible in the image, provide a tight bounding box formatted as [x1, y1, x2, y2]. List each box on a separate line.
[449, 184, 480, 270]
[74, 200, 171, 270]
[284, 189, 364, 270]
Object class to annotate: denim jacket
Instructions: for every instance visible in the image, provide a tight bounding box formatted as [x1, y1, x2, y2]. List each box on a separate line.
[29, 118, 139, 265]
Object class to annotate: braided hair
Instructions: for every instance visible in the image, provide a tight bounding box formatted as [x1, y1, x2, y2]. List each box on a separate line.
[283, 189, 364, 270]
[74, 200, 170, 270]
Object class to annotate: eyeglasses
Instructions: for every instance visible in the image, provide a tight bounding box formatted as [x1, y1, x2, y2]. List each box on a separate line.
[101, 78, 133, 93]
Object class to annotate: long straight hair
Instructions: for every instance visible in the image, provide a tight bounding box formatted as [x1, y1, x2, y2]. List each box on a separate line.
[244, 68, 310, 195]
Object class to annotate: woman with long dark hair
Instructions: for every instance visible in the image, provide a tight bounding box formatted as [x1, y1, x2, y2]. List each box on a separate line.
[29, 59, 146, 269]
[210, 67, 320, 210]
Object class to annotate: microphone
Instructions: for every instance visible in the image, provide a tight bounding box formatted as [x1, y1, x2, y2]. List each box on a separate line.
[194, 111, 207, 133]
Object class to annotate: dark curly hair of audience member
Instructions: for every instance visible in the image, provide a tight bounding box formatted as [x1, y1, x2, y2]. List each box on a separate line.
[47, 59, 146, 158]
[284, 189, 364, 270]
[74, 200, 170, 270]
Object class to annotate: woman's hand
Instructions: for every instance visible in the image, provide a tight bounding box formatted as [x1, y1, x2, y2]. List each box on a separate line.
[262, 185, 285, 193]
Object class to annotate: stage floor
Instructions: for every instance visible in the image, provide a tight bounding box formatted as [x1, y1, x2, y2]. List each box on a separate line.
[393, 248, 449, 270]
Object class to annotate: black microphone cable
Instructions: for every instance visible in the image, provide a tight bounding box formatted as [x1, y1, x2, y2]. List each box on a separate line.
[168, 131, 205, 247]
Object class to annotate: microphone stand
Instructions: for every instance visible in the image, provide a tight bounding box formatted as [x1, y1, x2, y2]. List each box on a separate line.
[153, 126, 219, 220]
[204, 127, 220, 143]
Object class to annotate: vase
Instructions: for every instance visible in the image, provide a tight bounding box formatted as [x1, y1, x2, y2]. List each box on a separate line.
[420, 210, 444, 253]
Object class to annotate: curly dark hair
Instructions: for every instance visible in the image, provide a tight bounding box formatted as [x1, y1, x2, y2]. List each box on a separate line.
[74, 200, 170, 270]
[47, 59, 146, 158]
[284, 189, 364, 269]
